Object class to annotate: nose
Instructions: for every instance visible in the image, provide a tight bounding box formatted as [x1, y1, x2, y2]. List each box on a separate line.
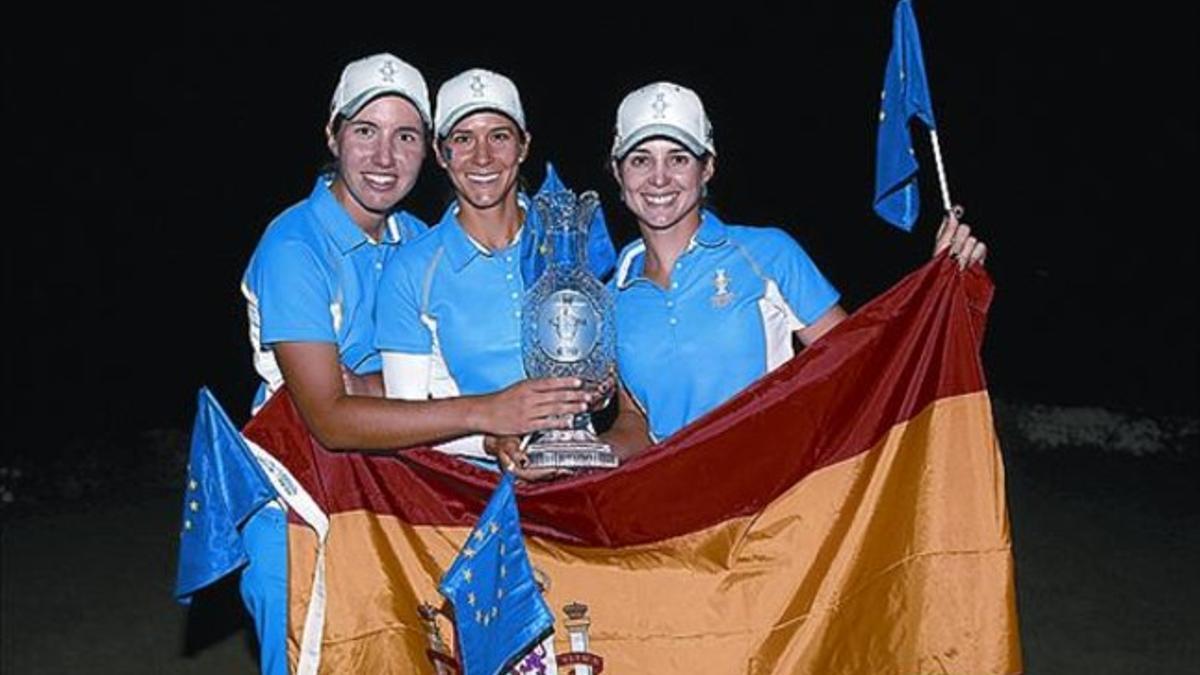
[472, 137, 493, 166]
[372, 137, 396, 168]
[649, 159, 669, 187]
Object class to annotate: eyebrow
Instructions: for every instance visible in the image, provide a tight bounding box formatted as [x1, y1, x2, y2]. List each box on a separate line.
[453, 121, 518, 135]
[627, 148, 690, 158]
[348, 121, 423, 135]
[478, 124, 518, 137]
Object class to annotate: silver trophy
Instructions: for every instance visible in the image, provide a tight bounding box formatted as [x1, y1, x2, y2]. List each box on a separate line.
[521, 189, 618, 469]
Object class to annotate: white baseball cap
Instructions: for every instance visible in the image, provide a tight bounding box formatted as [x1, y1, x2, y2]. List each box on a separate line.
[329, 53, 431, 129]
[434, 68, 526, 139]
[611, 81, 715, 159]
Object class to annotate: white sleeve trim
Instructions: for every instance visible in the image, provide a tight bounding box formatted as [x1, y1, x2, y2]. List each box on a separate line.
[382, 331, 487, 458]
[758, 279, 802, 373]
[382, 352, 433, 401]
[242, 280, 285, 398]
[435, 435, 488, 458]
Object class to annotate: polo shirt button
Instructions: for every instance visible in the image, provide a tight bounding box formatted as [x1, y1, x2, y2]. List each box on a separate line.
[671, 282, 679, 289]
[505, 256, 513, 263]
[506, 273, 513, 281]
[510, 292, 519, 299]
[515, 311, 522, 318]
[375, 262, 383, 270]
[666, 300, 674, 308]
[669, 317, 678, 325]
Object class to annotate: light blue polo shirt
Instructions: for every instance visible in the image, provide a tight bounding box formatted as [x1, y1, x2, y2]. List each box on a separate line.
[613, 211, 840, 441]
[375, 204, 534, 395]
[242, 176, 428, 409]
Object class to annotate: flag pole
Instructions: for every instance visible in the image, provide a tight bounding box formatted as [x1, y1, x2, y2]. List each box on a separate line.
[929, 129, 952, 212]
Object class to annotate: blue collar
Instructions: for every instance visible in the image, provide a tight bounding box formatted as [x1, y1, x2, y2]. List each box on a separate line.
[692, 210, 729, 247]
[617, 210, 728, 289]
[437, 196, 529, 272]
[309, 176, 402, 254]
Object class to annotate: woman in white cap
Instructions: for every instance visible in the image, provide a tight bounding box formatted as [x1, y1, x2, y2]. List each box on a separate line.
[602, 82, 986, 453]
[376, 68, 615, 476]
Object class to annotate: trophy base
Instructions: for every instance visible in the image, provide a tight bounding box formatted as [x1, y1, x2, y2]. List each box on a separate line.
[525, 430, 619, 469]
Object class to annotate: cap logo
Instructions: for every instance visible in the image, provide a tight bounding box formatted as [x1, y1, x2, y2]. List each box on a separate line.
[378, 60, 399, 83]
[470, 74, 487, 98]
[651, 92, 669, 119]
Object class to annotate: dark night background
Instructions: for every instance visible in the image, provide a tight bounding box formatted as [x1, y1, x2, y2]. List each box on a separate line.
[2, 5, 1197, 674]
[3, 6, 1195, 447]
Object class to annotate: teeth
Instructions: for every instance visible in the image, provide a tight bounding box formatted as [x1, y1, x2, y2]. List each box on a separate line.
[363, 174, 397, 189]
[644, 194, 675, 205]
[467, 173, 500, 184]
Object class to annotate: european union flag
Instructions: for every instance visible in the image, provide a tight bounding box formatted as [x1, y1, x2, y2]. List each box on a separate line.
[439, 473, 554, 675]
[174, 387, 277, 602]
[874, 0, 937, 231]
[521, 162, 616, 286]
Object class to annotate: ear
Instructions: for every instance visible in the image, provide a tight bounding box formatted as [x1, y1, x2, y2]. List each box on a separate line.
[517, 131, 532, 164]
[702, 155, 716, 184]
[434, 139, 449, 170]
[610, 159, 623, 188]
[325, 122, 339, 158]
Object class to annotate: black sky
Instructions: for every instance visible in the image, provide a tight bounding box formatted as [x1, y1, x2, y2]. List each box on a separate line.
[2, 6, 1195, 452]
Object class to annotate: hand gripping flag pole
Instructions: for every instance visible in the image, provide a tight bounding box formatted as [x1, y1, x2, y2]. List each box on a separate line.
[874, 0, 951, 230]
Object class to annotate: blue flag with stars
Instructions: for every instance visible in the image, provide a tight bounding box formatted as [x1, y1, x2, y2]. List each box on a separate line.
[521, 162, 616, 286]
[439, 473, 554, 675]
[174, 387, 276, 603]
[874, 0, 937, 231]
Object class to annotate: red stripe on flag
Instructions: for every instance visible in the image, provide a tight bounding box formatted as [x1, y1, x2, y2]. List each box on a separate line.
[246, 255, 992, 547]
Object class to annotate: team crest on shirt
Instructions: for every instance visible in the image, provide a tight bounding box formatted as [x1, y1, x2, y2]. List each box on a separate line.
[711, 269, 734, 308]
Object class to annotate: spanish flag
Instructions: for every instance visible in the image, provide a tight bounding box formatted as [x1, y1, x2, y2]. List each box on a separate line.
[244, 256, 1021, 674]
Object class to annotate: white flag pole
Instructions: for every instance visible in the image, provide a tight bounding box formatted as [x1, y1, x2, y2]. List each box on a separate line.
[929, 129, 953, 213]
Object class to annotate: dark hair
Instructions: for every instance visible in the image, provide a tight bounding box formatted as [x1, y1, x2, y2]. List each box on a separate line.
[329, 92, 433, 141]
[613, 133, 710, 165]
[436, 108, 527, 145]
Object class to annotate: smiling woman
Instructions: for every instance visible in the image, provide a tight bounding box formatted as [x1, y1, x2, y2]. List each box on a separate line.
[325, 98, 427, 233]
[600, 81, 985, 452]
[375, 68, 616, 479]
[438, 113, 527, 215]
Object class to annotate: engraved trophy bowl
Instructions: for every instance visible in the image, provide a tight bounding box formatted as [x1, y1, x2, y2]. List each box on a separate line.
[521, 189, 618, 469]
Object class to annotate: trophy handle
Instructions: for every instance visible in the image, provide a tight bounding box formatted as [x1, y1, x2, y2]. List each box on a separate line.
[575, 191, 601, 233]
